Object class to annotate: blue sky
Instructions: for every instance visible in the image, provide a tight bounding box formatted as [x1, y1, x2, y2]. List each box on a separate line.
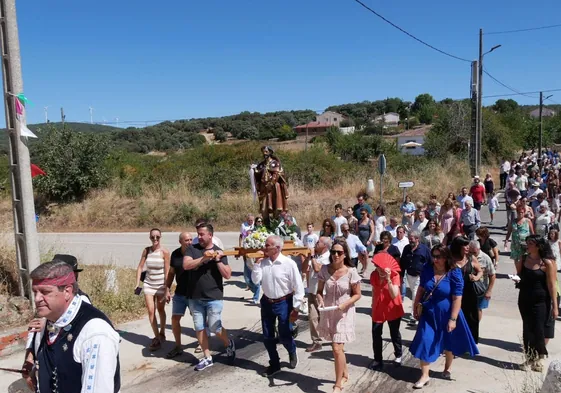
[8, 0, 561, 126]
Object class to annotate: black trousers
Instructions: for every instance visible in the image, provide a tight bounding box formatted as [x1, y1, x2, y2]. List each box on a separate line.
[372, 318, 402, 362]
[500, 172, 507, 189]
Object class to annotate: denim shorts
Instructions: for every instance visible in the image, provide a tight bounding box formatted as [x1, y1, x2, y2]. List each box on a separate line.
[478, 297, 490, 310]
[188, 299, 223, 333]
[172, 294, 189, 316]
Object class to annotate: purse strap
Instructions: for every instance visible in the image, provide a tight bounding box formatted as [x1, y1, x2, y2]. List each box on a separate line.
[422, 271, 447, 303]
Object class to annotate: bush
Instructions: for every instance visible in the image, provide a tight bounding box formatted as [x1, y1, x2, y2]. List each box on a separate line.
[33, 125, 111, 201]
[213, 127, 227, 142]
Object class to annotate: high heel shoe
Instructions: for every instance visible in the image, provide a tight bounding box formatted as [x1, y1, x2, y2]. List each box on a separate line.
[413, 378, 430, 389]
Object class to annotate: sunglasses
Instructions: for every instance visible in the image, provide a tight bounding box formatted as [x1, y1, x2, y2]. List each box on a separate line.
[330, 249, 345, 256]
[150, 236, 161, 241]
[432, 253, 445, 259]
[256, 220, 263, 223]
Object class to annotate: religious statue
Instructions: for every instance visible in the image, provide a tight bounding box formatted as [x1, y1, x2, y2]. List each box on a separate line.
[251, 146, 289, 225]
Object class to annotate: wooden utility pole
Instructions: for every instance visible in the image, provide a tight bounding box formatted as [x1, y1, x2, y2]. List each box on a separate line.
[61, 107, 65, 124]
[0, 0, 40, 305]
[470, 61, 478, 177]
[476, 28, 483, 175]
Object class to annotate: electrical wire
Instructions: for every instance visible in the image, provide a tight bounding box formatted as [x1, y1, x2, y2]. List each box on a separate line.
[351, 0, 471, 63]
[485, 23, 561, 35]
[483, 88, 561, 99]
[483, 70, 538, 99]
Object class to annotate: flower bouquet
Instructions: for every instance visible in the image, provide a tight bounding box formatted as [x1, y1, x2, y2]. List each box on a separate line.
[242, 226, 275, 250]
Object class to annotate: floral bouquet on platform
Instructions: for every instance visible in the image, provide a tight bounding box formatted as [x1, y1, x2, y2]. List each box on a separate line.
[242, 227, 275, 250]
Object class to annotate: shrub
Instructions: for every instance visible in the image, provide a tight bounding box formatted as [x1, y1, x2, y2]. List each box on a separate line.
[33, 125, 111, 201]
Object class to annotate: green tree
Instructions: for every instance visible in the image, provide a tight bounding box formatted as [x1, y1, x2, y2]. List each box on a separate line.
[411, 93, 437, 124]
[33, 125, 110, 201]
[276, 124, 297, 141]
[492, 99, 519, 114]
[239, 125, 259, 140]
[213, 127, 227, 142]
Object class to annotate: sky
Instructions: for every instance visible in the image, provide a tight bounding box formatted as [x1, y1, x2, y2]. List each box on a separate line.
[6, 0, 561, 127]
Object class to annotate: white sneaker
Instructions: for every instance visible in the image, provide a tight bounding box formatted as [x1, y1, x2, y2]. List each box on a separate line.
[395, 357, 402, 365]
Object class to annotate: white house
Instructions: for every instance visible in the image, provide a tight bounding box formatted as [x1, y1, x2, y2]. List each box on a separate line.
[374, 112, 400, 126]
[396, 125, 432, 156]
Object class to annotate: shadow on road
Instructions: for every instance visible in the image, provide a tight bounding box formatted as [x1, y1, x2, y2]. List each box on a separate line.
[479, 337, 522, 353]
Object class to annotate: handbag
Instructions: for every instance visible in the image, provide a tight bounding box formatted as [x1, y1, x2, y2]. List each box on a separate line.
[469, 258, 488, 297]
[140, 246, 150, 282]
[416, 272, 447, 316]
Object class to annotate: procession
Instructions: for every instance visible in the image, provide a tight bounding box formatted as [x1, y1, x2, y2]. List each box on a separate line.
[10, 145, 561, 393]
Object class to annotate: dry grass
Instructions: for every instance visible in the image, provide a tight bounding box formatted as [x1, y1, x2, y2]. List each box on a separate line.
[79, 265, 146, 324]
[0, 157, 497, 232]
[0, 245, 20, 296]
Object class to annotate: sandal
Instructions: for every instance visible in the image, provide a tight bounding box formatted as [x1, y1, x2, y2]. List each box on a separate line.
[194, 345, 203, 353]
[166, 346, 183, 359]
[333, 386, 343, 393]
[159, 333, 166, 342]
[342, 375, 349, 385]
[149, 337, 161, 351]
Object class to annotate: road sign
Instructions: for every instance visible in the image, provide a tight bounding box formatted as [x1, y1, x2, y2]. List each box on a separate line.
[378, 154, 386, 175]
[398, 181, 414, 188]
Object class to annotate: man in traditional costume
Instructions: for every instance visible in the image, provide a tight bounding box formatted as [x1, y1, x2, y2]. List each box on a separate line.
[253, 146, 289, 225]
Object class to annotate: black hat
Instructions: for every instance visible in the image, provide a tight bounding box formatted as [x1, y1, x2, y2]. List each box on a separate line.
[53, 254, 83, 272]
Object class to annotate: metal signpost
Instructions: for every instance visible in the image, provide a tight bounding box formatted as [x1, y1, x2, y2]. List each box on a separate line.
[398, 181, 415, 203]
[378, 154, 386, 204]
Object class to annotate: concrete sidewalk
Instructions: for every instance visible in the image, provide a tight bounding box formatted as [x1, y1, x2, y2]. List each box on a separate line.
[1, 198, 560, 392]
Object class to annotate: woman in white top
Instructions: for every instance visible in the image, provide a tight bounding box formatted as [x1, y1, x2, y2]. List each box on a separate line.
[136, 228, 171, 351]
[548, 229, 561, 267]
[535, 204, 555, 237]
[373, 205, 387, 245]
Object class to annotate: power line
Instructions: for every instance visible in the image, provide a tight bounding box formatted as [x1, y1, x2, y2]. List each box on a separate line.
[485, 23, 561, 35]
[351, 0, 471, 63]
[483, 69, 538, 99]
[483, 88, 561, 99]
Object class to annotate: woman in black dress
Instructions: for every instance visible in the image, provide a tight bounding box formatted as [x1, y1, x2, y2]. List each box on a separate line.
[516, 235, 559, 372]
[450, 236, 483, 343]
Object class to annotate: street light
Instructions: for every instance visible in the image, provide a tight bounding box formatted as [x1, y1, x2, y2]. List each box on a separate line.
[476, 27, 501, 175]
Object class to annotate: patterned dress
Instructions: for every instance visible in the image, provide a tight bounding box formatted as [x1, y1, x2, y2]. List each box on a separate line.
[143, 248, 166, 296]
[510, 220, 530, 262]
[317, 266, 361, 343]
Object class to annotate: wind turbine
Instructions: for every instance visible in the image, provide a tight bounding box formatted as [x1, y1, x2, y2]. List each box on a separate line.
[89, 106, 94, 124]
[44, 106, 49, 123]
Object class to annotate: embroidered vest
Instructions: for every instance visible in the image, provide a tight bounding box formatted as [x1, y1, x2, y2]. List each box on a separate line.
[33, 302, 120, 393]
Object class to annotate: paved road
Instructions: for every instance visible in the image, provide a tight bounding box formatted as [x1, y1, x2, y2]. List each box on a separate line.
[1, 196, 560, 392]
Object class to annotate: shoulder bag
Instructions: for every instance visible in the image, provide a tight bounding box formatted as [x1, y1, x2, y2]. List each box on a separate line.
[469, 257, 488, 297]
[415, 271, 447, 316]
[140, 246, 150, 282]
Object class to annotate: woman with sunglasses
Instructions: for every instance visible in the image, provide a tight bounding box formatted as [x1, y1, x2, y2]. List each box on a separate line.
[409, 244, 478, 389]
[254, 217, 264, 229]
[516, 235, 558, 372]
[135, 228, 171, 351]
[320, 217, 337, 240]
[317, 239, 362, 393]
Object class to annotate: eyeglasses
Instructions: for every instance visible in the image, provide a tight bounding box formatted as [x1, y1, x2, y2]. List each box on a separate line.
[150, 236, 161, 241]
[256, 220, 262, 223]
[330, 249, 345, 256]
[432, 254, 445, 259]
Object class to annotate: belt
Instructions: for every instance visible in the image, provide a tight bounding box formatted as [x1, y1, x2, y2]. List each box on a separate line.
[263, 294, 291, 304]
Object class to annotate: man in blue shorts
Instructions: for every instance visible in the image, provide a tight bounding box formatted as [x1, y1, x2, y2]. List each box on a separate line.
[183, 223, 236, 371]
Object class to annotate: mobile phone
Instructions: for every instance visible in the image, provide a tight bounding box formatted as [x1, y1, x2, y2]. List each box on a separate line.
[134, 287, 142, 295]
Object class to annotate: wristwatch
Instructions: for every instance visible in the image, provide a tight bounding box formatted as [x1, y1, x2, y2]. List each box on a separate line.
[449, 317, 457, 321]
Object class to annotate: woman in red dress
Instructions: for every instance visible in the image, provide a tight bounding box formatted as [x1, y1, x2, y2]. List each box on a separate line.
[369, 254, 404, 370]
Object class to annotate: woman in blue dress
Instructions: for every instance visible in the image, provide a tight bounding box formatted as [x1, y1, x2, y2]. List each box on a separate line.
[409, 244, 479, 389]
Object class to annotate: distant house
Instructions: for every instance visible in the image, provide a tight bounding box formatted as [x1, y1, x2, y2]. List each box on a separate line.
[294, 111, 345, 134]
[374, 112, 400, 127]
[530, 108, 556, 119]
[396, 125, 432, 156]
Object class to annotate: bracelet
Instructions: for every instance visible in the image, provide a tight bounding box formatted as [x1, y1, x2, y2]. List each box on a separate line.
[449, 317, 457, 322]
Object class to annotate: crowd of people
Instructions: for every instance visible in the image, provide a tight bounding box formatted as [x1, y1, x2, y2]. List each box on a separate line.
[21, 148, 561, 392]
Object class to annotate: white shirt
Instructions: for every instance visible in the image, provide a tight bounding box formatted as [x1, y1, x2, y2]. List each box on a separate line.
[500, 161, 511, 174]
[457, 195, 474, 209]
[32, 296, 120, 393]
[412, 218, 428, 234]
[385, 225, 398, 238]
[252, 253, 305, 309]
[303, 233, 319, 250]
[308, 250, 330, 295]
[332, 215, 348, 237]
[391, 237, 409, 255]
[488, 196, 500, 210]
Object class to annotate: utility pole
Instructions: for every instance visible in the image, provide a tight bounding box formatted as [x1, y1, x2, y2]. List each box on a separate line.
[477, 28, 483, 175]
[60, 107, 65, 125]
[0, 0, 40, 304]
[305, 123, 309, 151]
[539, 92, 554, 172]
[89, 106, 94, 124]
[43, 106, 48, 123]
[470, 61, 478, 177]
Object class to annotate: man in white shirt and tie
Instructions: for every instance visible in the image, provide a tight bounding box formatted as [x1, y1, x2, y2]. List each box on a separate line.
[252, 235, 305, 377]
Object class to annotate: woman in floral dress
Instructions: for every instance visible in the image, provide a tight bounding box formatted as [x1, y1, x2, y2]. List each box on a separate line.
[317, 238, 362, 393]
[505, 203, 534, 262]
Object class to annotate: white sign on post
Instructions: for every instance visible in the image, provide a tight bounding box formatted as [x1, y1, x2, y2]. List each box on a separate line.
[398, 181, 414, 188]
